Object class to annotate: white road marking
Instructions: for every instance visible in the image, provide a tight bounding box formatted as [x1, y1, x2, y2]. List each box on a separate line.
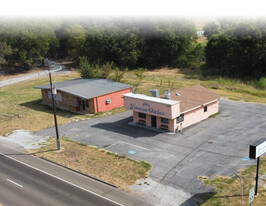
[7, 179, 23, 188]
[106, 141, 152, 151]
[0, 153, 124, 206]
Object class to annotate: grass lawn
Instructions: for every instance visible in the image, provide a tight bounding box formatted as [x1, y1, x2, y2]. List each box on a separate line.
[31, 138, 152, 189]
[0, 72, 126, 136]
[198, 157, 266, 206]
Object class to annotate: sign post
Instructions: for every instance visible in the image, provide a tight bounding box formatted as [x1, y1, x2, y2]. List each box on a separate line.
[249, 138, 266, 196]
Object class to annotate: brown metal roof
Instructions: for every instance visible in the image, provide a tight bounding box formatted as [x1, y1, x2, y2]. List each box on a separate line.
[159, 84, 220, 113]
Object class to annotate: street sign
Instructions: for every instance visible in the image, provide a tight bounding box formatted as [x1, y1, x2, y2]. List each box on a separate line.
[249, 187, 254, 204]
[249, 138, 266, 159]
[249, 138, 266, 196]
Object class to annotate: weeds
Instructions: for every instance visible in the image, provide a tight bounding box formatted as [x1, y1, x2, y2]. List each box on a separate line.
[31, 138, 152, 188]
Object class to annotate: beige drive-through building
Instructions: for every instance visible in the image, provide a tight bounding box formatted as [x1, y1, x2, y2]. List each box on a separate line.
[123, 84, 220, 133]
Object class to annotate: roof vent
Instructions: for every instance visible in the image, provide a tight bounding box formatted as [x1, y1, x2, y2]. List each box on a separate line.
[175, 93, 180, 96]
[165, 90, 171, 99]
[150, 89, 159, 97]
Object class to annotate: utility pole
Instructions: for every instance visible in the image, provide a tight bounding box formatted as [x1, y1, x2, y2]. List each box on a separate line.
[45, 59, 60, 150]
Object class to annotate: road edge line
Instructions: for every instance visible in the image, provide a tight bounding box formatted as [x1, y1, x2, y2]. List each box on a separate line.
[0, 153, 124, 206]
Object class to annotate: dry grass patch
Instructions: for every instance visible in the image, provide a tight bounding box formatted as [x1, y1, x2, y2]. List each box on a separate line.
[0, 73, 81, 135]
[199, 157, 266, 206]
[0, 72, 127, 136]
[31, 138, 152, 189]
[126, 68, 266, 104]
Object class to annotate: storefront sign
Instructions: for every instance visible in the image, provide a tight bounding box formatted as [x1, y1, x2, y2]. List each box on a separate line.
[123, 93, 180, 119]
[176, 114, 184, 123]
[130, 103, 165, 116]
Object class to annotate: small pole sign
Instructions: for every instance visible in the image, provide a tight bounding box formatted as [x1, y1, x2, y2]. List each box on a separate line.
[249, 138, 266, 196]
[249, 187, 254, 205]
[249, 138, 266, 159]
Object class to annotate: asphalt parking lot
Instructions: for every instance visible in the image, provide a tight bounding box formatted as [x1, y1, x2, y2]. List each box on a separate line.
[37, 98, 266, 196]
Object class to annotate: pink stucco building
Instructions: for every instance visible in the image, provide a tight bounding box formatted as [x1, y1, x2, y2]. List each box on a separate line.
[123, 85, 220, 133]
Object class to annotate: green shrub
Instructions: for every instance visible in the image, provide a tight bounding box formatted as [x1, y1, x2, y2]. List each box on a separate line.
[255, 77, 266, 90]
[140, 161, 152, 170]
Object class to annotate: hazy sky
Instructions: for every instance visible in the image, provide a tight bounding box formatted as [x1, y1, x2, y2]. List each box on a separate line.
[0, 0, 265, 17]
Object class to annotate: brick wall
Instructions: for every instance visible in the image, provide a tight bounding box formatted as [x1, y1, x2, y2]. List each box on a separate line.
[88, 99, 95, 113]
[41, 89, 80, 112]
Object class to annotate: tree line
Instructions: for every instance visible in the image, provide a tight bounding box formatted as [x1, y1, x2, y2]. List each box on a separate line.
[0, 17, 203, 71]
[203, 18, 266, 79]
[0, 17, 265, 80]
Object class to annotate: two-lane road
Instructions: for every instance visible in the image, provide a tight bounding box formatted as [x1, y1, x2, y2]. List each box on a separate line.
[0, 154, 120, 206]
[0, 141, 151, 206]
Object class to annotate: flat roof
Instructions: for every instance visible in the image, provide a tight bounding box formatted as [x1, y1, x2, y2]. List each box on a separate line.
[35, 78, 132, 99]
[123, 93, 179, 106]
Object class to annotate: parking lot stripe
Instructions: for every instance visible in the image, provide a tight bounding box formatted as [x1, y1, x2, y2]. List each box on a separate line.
[106, 141, 152, 151]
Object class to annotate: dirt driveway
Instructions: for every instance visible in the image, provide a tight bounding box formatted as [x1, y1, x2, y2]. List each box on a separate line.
[36, 99, 266, 200]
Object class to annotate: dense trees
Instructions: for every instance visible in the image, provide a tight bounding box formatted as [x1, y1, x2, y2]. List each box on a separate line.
[0, 18, 60, 70]
[0, 17, 264, 80]
[0, 17, 201, 72]
[0, 41, 12, 66]
[203, 18, 266, 79]
[203, 21, 219, 39]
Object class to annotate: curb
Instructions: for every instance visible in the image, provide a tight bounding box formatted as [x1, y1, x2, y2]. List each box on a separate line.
[35, 155, 118, 189]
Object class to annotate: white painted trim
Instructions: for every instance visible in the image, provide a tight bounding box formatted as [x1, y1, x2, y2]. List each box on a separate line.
[0, 153, 124, 206]
[123, 92, 180, 106]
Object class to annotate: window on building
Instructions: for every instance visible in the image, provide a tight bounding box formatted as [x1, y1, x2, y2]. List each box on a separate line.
[204, 106, 207, 112]
[176, 114, 184, 123]
[139, 112, 146, 119]
[161, 117, 169, 124]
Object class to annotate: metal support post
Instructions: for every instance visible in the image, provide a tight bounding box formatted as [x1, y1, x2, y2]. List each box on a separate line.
[255, 157, 260, 195]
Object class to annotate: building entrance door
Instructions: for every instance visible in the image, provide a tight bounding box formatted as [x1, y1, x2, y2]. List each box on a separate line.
[151, 115, 157, 128]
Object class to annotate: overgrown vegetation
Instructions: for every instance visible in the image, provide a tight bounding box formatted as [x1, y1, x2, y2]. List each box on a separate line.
[253, 77, 266, 90]
[79, 56, 127, 82]
[31, 138, 152, 188]
[126, 69, 266, 103]
[199, 157, 266, 206]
